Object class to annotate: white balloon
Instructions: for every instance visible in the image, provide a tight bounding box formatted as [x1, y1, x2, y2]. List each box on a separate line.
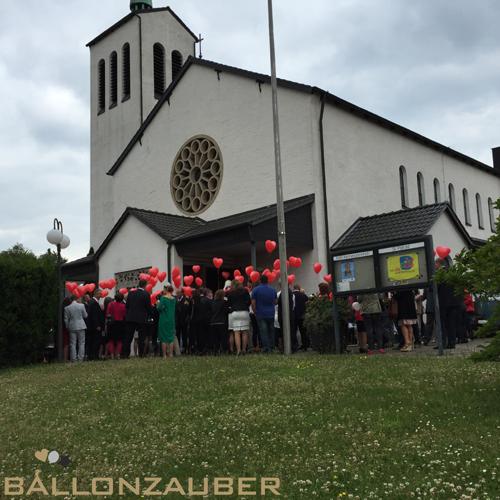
[352, 301, 361, 311]
[48, 450, 60, 464]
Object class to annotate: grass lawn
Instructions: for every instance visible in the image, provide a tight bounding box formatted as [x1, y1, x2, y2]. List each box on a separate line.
[0, 355, 499, 499]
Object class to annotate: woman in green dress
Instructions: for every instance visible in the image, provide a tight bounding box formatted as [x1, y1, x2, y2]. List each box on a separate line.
[157, 285, 176, 358]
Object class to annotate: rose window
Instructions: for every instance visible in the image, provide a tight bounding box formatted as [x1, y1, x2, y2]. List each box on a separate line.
[170, 136, 223, 214]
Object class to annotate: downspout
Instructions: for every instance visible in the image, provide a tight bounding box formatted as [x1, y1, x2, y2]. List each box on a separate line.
[134, 14, 144, 127]
[319, 91, 332, 274]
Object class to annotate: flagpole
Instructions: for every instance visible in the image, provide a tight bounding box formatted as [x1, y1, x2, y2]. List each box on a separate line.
[267, 0, 291, 355]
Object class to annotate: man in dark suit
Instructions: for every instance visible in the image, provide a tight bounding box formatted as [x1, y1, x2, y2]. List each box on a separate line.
[87, 289, 105, 360]
[124, 280, 152, 358]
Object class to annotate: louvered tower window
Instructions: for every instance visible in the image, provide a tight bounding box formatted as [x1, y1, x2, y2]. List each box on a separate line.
[122, 43, 131, 101]
[153, 43, 166, 99]
[399, 165, 408, 208]
[448, 183, 456, 210]
[98, 59, 106, 114]
[463, 189, 471, 226]
[417, 172, 425, 206]
[110, 51, 118, 108]
[172, 50, 183, 80]
[476, 193, 484, 229]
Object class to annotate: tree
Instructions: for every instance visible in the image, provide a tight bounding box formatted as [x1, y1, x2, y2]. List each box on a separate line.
[0, 244, 59, 367]
[436, 199, 500, 361]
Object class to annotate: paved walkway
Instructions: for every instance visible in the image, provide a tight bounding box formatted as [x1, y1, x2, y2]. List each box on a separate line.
[346, 337, 491, 357]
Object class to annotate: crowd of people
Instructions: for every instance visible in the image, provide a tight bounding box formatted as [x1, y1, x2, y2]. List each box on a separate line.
[61, 256, 475, 362]
[62, 275, 312, 362]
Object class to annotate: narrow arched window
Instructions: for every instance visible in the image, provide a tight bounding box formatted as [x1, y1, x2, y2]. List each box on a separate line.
[417, 172, 425, 206]
[448, 183, 455, 211]
[122, 43, 131, 100]
[171, 50, 183, 80]
[98, 59, 106, 114]
[433, 178, 441, 203]
[488, 198, 496, 232]
[476, 194, 484, 229]
[153, 43, 166, 98]
[463, 188, 471, 226]
[109, 51, 118, 108]
[399, 166, 408, 209]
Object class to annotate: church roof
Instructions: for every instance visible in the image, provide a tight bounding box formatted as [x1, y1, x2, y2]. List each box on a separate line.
[86, 7, 198, 47]
[105, 57, 500, 179]
[331, 202, 474, 251]
[172, 194, 315, 242]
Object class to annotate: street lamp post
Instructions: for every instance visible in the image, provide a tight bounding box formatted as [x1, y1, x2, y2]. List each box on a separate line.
[267, 0, 292, 355]
[46, 219, 70, 362]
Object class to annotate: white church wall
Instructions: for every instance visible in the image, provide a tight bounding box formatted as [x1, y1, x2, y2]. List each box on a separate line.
[427, 213, 469, 259]
[111, 64, 321, 240]
[322, 104, 500, 244]
[98, 216, 168, 292]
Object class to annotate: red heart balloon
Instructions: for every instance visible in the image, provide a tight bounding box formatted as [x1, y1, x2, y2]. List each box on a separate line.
[195, 277, 203, 287]
[436, 246, 451, 260]
[148, 267, 159, 277]
[183, 286, 193, 297]
[171, 266, 181, 278]
[192, 265, 201, 274]
[184, 275, 194, 286]
[234, 269, 241, 277]
[245, 265, 254, 276]
[250, 271, 260, 283]
[288, 274, 296, 284]
[98, 280, 107, 289]
[86, 283, 96, 293]
[273, 259, 280, 270]
[145, 284, 153, 293]
[265, 240, 277, 253]
[157, 271, 167, 283]
[323, 274, 332, 283]
[222, 271, 230, 279]
[235, 275, 245, 283]
[139, 273, 150, 282]
[268, 271, 277, 283]
[101, 290, 109, 298]
[173, 276, 182, 288]
[213, 257, 223, 269]
[262, 268, 271, 276]
[313, 262, 323, 274]
[119, 288, 128, 295]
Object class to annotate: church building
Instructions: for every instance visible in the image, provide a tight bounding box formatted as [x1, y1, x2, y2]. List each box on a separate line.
[64, 0, 500, 292]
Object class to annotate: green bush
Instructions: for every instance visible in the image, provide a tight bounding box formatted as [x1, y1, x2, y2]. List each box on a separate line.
[0, 244, 58, 367]
[304, 296, 350, 353]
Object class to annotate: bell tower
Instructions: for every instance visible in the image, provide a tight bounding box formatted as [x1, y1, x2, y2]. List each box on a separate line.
[88, 1, 198, 249]
[130, 0, 153, 11]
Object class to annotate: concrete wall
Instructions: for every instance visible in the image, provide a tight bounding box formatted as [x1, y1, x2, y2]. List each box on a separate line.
[98, 215, 168, 294]
[90, 10, 195, 249]
[322, 105, 500, 244]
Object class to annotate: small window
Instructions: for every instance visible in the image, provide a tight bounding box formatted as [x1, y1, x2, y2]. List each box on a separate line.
[488, 198, 496, 232]
[476, 194, 484, 229]
[417, 172, 425, 206]
[110, 51, 118, 108]
[122, 43, 131, 100]
[172, 50, 183, 80]
[463, 188, 471, 226]
[399, 166, 408, 209]
[98, 59, 106, 114]
[448, 183, 455, 210]
[433, 178, 441, 203]
[153, 43, 166, 98]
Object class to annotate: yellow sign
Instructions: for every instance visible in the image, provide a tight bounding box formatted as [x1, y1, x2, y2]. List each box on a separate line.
[387, 253, 420, 282]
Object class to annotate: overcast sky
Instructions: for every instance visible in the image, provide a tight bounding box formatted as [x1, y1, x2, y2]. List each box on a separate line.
[0, 0, 499, 260]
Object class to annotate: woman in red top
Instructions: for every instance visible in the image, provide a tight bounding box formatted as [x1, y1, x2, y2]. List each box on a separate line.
[106, 292, 127, 359]
[464, 293, 475, 340]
